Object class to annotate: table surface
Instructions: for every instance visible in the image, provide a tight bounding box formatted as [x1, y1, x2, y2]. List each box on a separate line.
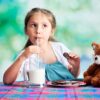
[0, 81, 100, 100]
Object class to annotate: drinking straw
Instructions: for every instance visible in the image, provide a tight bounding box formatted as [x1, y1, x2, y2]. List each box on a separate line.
[36, 39, 40, 69]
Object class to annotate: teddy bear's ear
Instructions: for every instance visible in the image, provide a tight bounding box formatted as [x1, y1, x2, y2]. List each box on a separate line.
[92, 42, 98, 50]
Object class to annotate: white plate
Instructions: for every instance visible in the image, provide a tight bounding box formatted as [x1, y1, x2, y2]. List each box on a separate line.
[46, 80, 86, 87]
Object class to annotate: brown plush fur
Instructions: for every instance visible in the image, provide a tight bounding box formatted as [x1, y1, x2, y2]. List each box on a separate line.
[83, 42, 100, 87]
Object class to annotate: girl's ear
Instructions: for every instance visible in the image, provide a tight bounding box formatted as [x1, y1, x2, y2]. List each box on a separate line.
[52, 28, 55, 33]
[24, 28, 28, 35]
[51, 29, 55, 36]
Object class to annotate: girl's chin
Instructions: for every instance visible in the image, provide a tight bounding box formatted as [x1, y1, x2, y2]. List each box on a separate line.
[32, 40, 42, 45]
[31, 39, 48, 45]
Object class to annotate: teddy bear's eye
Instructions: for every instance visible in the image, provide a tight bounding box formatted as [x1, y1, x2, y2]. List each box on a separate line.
[95, 56, 98, 60]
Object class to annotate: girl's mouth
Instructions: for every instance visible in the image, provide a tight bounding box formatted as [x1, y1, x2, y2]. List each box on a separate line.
[34, 37, 42, 45]
[35, 37, 41, 39]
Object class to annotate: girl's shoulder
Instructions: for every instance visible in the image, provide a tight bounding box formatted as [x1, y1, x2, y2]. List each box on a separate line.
[50, 41, 70, 53]
[50, 41, 65, 47]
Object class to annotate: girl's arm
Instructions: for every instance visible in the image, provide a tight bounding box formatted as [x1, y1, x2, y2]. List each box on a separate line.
[3, 55, 26, 85]
[3, 45, 41, 85]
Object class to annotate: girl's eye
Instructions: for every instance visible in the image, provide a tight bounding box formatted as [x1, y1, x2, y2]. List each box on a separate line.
[43, 24, 47, 28]
[31, 23, 37, 27]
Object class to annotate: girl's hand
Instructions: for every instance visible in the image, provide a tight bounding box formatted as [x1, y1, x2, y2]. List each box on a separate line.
[63, 52, 80, 77]
[21, 45, 42, 59]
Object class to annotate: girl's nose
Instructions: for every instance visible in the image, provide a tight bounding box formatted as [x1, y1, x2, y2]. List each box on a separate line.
[36, 26, 42, 34]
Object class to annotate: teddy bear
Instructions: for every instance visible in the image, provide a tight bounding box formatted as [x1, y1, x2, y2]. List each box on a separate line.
[83, 42, 100, 87]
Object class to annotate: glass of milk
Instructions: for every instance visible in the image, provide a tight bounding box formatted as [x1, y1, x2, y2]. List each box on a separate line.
[24, 39, 45, 87]
[27, 54, 45, 87]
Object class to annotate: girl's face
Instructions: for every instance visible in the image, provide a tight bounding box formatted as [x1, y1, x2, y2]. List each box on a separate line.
[26, 12, 53, 45]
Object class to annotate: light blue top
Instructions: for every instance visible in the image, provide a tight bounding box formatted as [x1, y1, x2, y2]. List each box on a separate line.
[45, 61, 75, 81]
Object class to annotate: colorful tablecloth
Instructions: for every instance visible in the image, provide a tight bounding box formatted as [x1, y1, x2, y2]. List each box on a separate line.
[0, 81, 100, 100]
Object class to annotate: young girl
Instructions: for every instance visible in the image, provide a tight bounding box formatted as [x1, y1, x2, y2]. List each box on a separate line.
[3, 8, 80, 85]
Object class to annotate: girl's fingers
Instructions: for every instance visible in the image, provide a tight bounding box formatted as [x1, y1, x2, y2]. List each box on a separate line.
[27, 45, 42, 54]
[22, 45, 42, 58]
[68, 53, 78, 58]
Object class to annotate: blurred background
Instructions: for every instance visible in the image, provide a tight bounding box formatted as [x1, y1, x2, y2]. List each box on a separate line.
[0, 0, 100, 82]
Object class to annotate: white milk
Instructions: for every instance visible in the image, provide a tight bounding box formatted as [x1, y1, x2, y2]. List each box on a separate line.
[28, 68, 45, 84]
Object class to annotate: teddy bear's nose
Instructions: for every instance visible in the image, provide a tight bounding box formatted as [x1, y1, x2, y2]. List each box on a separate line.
[95, 57, 98, 60]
